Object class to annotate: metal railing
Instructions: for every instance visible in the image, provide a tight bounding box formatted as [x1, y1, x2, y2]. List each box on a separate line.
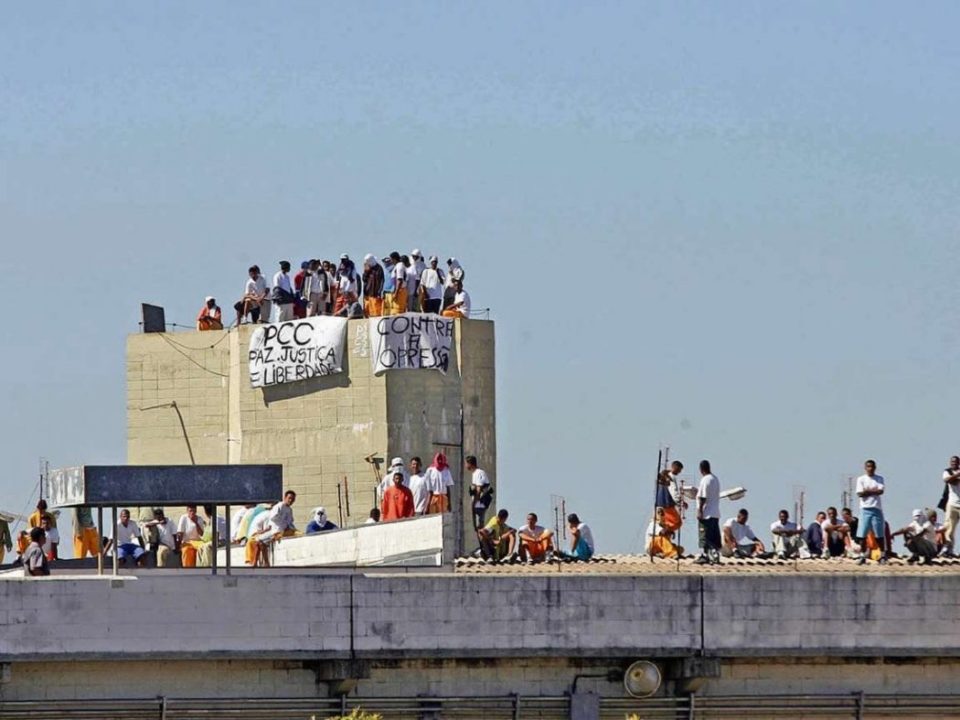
[1, 693, 958, 719]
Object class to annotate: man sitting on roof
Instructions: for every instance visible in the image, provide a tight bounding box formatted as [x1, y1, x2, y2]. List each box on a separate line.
[518, 513, 555, 563]
[556, 513, 595, 561]
[891, 508, 938, 565]
[196, 296, 223, 331]
[144, 508, 178, 568]
[804, 511, 826, 557]
[306, 507, 338, 534]
[104, 508, 146, 567]
[722, 509, 766, 558]
[820, 506, 850, 558]
[478, 509, 517, 562]
[770, 509, 804, 559]
[646, 508, 682, 559]
[440, 278, 471, 319]
[176, 505, 206, 568]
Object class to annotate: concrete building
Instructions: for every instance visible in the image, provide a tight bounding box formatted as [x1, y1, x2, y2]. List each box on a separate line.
[2, 548, 960, 718]
[126, 318, 496, 551]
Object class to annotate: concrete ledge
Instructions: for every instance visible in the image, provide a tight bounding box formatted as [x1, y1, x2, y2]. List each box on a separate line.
[216, 513, 455, 567]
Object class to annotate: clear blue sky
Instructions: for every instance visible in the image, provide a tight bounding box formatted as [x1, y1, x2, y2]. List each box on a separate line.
[2, 2, 958, 553]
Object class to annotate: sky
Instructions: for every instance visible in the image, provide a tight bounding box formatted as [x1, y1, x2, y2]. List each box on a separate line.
[1, 2, 959, 554]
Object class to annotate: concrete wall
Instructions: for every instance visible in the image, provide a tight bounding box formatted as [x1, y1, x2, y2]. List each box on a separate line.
[216, 513, 455, 567]
[4, 572, 960, 662]
[126, 318, 496, 546]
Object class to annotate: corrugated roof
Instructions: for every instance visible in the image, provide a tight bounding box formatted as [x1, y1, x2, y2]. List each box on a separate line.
[453, 554, 960, 575]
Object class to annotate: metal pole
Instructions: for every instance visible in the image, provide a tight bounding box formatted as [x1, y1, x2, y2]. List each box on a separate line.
[650, 449, 663, 562]
[225, 505, 232, 576]
[96, 508, 104, 576]
[855, 690, 865, 720]
[111, 507, 118, 576]
[211, 504, 218, 576]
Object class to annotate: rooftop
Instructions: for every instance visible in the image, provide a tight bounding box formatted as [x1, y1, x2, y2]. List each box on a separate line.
[453, 553, 960, 575]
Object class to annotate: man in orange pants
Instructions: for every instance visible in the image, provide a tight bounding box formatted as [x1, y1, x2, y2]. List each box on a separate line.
[73, 506, 101, 559]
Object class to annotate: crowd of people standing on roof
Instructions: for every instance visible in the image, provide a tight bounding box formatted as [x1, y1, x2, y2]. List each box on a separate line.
[196, 252, 471, 331]
[647, 457, 960, 566]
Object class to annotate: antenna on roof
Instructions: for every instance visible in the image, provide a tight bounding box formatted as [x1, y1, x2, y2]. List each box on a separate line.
[38, 458, 48, 502]
[550, 494, 567, 543]
[792, 484, 806, 527]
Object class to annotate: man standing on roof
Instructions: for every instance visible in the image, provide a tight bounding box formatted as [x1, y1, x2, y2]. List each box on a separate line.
[695, 459, 722, 565]
[196, 296, 223, 331]
[409, 250, 426, 311]
[28, 500, 56, 530]
[383, 251, 408, 316]
[941, 455, 960, 556]
[419, 256, 445, 314]
[363, 255, 385, 317]
[381, 472, 415, 522]
[304, 259, 329, 317]
[425, 453, 454, 514]
[255, 490, 298, 567]
[272, 261, 296, 322]
[856, 459, 887, 565]
[408, 457, 430, 516]
[466, 455, 493, 530]
[335, 255, 360, 316]
[378, 457, 408, 497]
[72, 505, 100, 559]
[0, 513, 12, 565]
[293, 261, 309, 319]
[402, 255, 418, 313]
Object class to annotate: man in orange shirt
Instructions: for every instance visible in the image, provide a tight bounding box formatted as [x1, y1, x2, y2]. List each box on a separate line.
[381, 472, 415, 521]
[196, 296, 223, 331]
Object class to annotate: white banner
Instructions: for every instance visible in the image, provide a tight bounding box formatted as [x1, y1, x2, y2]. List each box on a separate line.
[249, 317, 348, 388]
[370, 313, 455, 375]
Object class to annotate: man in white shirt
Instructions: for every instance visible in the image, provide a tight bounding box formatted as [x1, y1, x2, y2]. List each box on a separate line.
[941, 456, 960, 556]
[892, 509, 937, 565]
[518, 512, 555, 563]
[304, 259, 329, 317]
[105, 508, 146, 566]
[466, 455, 492, 530]
[557, 513, 594, 561]
[408, 250, 426, 311]
[770, 509, 804, 559]
[695, 460, 722, 565]
[144, 508, 178, 568]
[244, 508, 273, 565]
[722, 509, 765, 558]
[407, 457, 430, 515]
[39, 515, 59, 561]
[441, 279, 471, 319]
[256, 491, 298, 568]
[272, 260, 296, 322]
[419, 256, 445, 314]
[383, 251, 408, 316]
[378, 457, 408, 497]
[820, 506, 851, 558]
[856, 459, 887, 565]
[424, 453, 454, 514]
[235, 265, 270, 325]
[176, 505, 206, 568]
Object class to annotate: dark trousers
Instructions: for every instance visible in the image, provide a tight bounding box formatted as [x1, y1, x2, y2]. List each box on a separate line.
[699, 518, 721, 552]
[424, 299, 442, 314]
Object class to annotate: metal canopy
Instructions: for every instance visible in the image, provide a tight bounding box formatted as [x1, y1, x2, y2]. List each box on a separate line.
[47, 464, 283, 508]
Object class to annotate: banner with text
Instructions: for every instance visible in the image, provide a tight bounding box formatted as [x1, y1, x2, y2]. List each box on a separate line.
[370, 313, 455, 375]
[249, 317, 348, 388]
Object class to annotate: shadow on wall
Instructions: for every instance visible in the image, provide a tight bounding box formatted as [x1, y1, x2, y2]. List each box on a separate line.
[261, 367, 352, 405]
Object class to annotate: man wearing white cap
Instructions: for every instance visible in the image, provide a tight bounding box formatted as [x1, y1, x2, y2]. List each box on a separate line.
[419, 256, 445, 314]
[196, 296, 223, 331]
[891, 509, 937, 565]
[379, 457, 408, 496]
[408, 250, 426, 311]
